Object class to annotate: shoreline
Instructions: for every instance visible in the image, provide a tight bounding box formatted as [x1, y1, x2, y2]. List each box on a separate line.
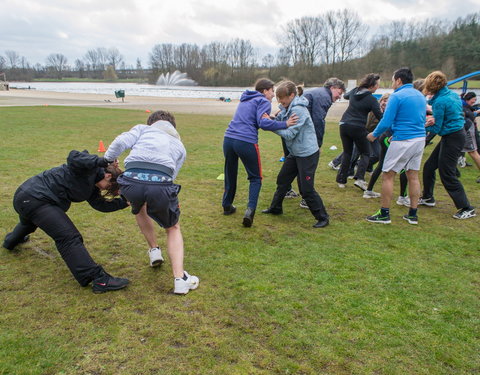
[0, 89, 348, 120]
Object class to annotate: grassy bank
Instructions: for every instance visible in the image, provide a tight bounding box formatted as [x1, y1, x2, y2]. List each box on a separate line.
[1, 106, 479, 375]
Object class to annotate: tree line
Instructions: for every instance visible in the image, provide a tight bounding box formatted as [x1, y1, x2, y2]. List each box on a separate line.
[1, 10, 479, 86]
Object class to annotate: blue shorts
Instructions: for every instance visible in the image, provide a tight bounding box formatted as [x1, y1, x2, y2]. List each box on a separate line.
[118, 174, 181, 228]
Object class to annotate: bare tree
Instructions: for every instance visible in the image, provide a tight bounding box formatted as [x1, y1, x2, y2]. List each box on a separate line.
[5, 50, 21, 68]
[106, 47, 123, 70]
[150, 43, 175, 71]
[46, 53, 68, 79]
[0, 55, 6, 71]
[335, 9, 369, 65]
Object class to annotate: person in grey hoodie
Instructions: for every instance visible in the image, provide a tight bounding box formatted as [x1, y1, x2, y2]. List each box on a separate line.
[262, 81, 329, 228]
[105, 110, 199, 295]
[222, 78, 297, 227]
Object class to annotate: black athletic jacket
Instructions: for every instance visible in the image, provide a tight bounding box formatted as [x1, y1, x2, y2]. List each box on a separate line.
[340, 87, 383, 128]
[17, 150, 128, 212]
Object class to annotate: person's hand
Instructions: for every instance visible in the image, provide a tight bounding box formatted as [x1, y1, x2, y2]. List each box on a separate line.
[286, 114, 298, 127]
[261, 113, 273, 120]
[367, 132, 376, 142]
[425, 115, 435, 127]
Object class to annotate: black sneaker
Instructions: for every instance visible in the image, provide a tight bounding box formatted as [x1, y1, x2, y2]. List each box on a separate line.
[92, 272, 129, 293]
[313, 219, 329, 228]
[242, 208, 255, 227]
[223, 205, 236, 215]
[366, 210, 391, 224]
[418, 197, 436, 207]
[403, 214, 418, 225]
[261, 207, 283, 215]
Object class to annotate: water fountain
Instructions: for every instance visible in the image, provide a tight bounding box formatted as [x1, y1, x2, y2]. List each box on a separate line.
[156, 70, 197, 86]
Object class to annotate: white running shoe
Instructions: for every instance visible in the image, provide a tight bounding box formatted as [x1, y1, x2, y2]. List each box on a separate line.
[174, 271, 199, 295]
[396, 196, 411, 207]
[148, 247, 164, 267]
[363, 190, 381, 198]
[338, 183, 346, 188]
[453, 208, 476, 219]
[328, 161, 340, 170]
[354, 179, 368, 191]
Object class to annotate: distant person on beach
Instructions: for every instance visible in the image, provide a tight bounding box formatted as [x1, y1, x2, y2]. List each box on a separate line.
[366, 67, 426, 225]
[262, 80, 330, 228]
[105, 110, 200, 294]
[3, 150, 130, 293]
[222, 78, 298, 227]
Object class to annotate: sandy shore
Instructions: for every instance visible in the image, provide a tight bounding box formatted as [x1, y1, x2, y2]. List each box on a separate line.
[0, 89, 348, 120]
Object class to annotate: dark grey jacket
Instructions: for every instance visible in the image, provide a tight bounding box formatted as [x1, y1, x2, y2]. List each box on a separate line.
[340, 87, 383, 128]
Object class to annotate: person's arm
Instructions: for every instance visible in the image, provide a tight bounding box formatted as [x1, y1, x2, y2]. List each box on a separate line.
[372, 95, 398, 138]
[256, 100, 287, 131]
[371, 97, 383, 121]
[104, 125, 144, 162]
[87, 189, 129, 212]
[425, 102, 445, 134]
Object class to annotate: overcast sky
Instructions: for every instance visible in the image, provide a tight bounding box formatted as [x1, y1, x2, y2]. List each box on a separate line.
[2, 0, 479, 67]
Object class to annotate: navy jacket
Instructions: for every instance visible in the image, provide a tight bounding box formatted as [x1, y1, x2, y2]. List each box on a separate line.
[303, 87, 333, 148]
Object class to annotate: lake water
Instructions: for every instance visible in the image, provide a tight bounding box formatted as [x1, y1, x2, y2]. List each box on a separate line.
[10, 81, 478, 100]
[10, 82, 247, 100]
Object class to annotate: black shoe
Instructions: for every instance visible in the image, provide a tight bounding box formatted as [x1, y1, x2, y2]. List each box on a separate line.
[261, 208, 283, 215]
[313, 219, 329, 228]
[223, 205, 236, 215]
[3, 233, 30, 250]
[242, 208, 255, 227]
[92, 272, 129, 293]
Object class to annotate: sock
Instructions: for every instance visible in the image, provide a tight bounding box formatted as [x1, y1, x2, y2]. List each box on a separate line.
[380, 207, 390, 217]
[409, 208, 418, 217]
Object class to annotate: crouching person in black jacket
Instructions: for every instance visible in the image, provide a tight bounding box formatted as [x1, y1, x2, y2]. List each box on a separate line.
[3, 150, 130, 293]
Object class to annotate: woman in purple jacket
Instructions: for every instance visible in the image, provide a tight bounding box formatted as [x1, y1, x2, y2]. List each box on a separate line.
[222, 78, 297, 227]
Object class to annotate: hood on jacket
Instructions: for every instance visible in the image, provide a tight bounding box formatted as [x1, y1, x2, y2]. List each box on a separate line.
[280, 95, 309, 113]
[349, 87, 372, 99]
[151, 120, 181, 140]
[240, 90, 265, 102]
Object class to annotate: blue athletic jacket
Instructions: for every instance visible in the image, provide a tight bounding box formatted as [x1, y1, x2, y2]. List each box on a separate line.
[427, 87, 464, 136]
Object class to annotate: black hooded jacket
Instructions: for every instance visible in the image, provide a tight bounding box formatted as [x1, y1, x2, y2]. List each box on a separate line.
[17, 150, 128, 212]
[340, 87, 383, 128]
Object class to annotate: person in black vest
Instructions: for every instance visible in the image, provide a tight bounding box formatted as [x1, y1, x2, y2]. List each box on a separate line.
[3, 150, 130, 293]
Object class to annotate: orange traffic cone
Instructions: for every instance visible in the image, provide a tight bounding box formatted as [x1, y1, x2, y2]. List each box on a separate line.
[97, 140, 106, 153]
[145, 109, 151, 113]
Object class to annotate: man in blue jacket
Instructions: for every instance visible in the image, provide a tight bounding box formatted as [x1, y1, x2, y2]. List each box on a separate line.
[366, 67, 426, 224]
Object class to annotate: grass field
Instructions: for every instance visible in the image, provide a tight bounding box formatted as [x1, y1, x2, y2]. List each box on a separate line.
[1, 106, 479, 375]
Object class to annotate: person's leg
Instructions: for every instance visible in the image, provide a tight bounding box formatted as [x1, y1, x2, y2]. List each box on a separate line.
[332, 152, 343, 167]
[438, 131, 471, 209]
[399, 171, 408, 197]
[352, 127, 371, 181]
[165, 223, 184, 278]
[422, 141, 440, 199]
[366, 139, 387, 192]
[367, 139, 381, 172]
[336, 125, 354, 184]
[235, 141, 262, 210]
[222, 137, 239, 208]
[297, 151, 329, 222]
[267, 156, 298, 212]
[406, 170, 420, 209]
[380, 171, 396, 209]
[30, 204, 104, 286]
[135, 204, 158, 248]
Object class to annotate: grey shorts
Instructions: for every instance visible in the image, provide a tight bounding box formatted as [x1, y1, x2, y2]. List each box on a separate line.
[462, 125, 477, 152]
[118, 175, 181, 228]
[383, 137, 425, 172]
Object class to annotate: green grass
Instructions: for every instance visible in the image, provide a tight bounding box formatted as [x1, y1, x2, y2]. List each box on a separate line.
[1, 106, 479, 375]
